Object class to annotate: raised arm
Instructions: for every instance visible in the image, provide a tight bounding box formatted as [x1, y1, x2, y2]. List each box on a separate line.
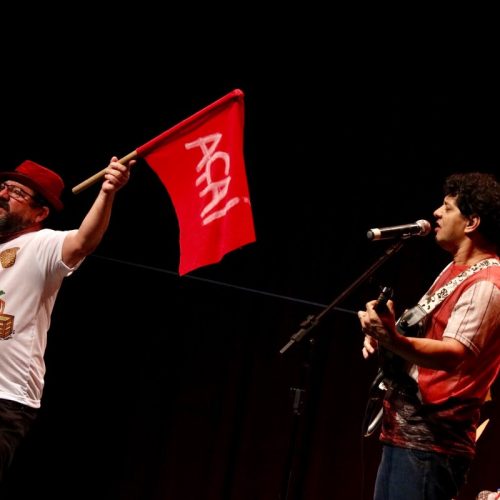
[62, 156, 135, 268]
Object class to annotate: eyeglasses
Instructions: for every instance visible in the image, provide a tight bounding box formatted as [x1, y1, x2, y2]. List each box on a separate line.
[0, 182, 36, 202]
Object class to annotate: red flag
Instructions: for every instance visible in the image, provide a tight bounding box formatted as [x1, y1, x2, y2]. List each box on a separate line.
[136, 89, 256, 275]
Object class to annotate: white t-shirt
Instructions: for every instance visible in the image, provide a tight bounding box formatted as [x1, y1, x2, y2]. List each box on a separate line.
[0, 228, 81, 408]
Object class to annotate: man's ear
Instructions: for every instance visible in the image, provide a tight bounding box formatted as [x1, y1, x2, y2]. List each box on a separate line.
[465, 214, 480, 233]
[34, 206, 50, 224]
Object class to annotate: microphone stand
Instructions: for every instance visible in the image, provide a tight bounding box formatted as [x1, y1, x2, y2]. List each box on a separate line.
[278, 239, 406, 500]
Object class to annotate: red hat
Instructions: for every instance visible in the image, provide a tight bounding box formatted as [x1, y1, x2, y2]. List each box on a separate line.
[0, 160, 64, 211]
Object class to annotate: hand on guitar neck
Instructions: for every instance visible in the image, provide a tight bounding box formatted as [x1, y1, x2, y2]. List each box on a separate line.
[359, 286, 395, 361]
[372, 287, 411, 384]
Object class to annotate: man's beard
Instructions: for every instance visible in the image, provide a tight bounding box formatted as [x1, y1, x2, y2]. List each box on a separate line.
[0, 212, 35, 234]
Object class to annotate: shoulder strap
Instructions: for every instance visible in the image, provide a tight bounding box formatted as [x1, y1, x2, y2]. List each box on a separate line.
[397, 258, 500, 331]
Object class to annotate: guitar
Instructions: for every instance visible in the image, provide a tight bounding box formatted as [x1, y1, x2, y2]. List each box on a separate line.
[361, 286, 393, 437]
[361, 286, 421, 437]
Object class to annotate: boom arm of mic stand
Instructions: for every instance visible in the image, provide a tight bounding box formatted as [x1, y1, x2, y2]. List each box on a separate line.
[279, 239, 406, 354]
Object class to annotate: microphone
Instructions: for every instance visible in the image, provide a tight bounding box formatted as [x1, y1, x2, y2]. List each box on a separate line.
[367, 219, 432, 241]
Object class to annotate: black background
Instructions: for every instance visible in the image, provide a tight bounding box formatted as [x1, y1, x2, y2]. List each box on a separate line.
[1, 10, 499, 500]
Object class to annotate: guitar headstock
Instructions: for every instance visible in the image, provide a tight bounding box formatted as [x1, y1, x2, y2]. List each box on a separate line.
[374, 286, 393, 313]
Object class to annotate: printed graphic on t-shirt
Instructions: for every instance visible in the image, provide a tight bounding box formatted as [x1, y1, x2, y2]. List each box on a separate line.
[0, 291, 13, 339]
[0, 247, 19, 268]
[0, 247, 19, 339]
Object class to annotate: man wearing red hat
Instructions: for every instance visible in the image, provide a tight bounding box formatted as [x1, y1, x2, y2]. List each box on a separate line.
[0, 155, 135, 481]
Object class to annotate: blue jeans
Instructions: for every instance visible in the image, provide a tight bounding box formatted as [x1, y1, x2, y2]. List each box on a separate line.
[374, 444, 471, 500]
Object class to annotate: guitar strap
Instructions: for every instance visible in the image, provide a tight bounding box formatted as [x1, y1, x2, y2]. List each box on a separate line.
[397, 258, 500, 332]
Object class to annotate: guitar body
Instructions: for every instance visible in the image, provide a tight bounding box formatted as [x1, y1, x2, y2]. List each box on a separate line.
[362, 368, 386, 437]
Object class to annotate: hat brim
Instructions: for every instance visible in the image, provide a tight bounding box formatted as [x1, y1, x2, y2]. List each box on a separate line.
[0, 171, 63, 211]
